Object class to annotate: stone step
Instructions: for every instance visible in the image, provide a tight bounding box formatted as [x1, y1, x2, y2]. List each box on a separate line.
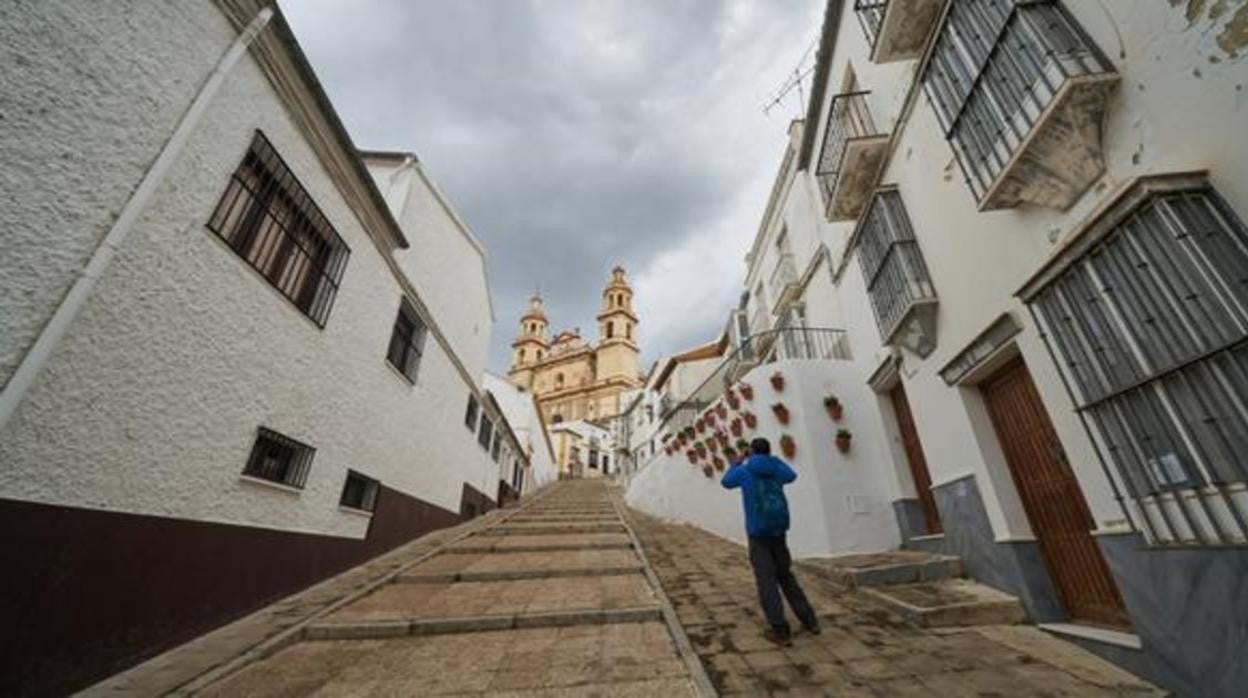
[446, 539, 633, 553]
[801, 550, 962, 589]
[304, 606, 663, 640]
[861, 579, 1027, 628]
[396, 564, 645, 583]
[479, 523, 627, 535]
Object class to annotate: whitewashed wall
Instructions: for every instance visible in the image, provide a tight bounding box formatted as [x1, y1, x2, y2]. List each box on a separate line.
[627, 359, 901, 557]
[0, 1, 497, 539]
[483, 374, 558, 490]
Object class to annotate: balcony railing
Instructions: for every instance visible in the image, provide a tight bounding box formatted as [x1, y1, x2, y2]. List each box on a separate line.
[655, 327, 851, 437]
[857, 190, 938, 357]
[923, 0, 1118, 210]
[855, 0, 943, 63]
[815, 91, 890, 221]
[768, 252, 800, 313]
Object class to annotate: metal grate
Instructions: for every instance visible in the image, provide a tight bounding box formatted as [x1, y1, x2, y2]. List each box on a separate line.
[1031, 188, 1248, 546]
[477, 417, 494, 451]
[815, 91, 881, 217]
[854, 0, 889, 50]
[242, 427, 314, 489]
[386, 299, 425, 382]
[857, 191, 937, 340]
[340, 470, 379, 512]
[208, 131, 350, 327]
[922, 0, 1114, 204]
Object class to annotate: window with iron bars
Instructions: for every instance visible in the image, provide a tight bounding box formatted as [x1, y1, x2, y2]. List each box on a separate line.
[207, 131, 350, 327]
[1031, 188, 1248, 546]
[340, 470, 379, 512]
[242, 427, 314, 489]
[478, 417, 494, 451]
[921, 0, 1113, 204]
[386, 299, 426, 383]
[491, 431, 502, 462]
[464, 394, 480, 431]
[856, 190, 936, 340]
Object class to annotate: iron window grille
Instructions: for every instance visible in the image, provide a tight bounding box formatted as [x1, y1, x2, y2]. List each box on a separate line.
[340, 470, 379, 512]
[1030, 188, 1248, 546]
[854, 0, 889, 50]
[857, 191, 937, 340]
[242, 427, 314, 489]
[478, 418, 494, 451]
[207, 131, 350, 327]
[490, 432, 501, 462]
[386, 299, 426, 382]
[814, 91, 882, 218]
[921, 0, 1113, 205]
[464, 395, 480, 431]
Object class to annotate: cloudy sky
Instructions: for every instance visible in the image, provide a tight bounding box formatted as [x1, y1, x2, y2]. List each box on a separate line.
[283, 0, 823, 372]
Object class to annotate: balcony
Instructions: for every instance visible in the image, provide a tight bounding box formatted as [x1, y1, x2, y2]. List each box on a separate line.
[923, 0, 1119, 211]
[768, 252, 800, 313]
[855, 0, 945, 64]
[816, 91, 890, 221]
[857, 190, 938, 357]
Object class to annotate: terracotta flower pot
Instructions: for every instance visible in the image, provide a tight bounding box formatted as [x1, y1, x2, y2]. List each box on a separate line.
[780, 436, 796, 459]
[836, 430, 852, 454]
[713, 456, 725, 472]
[724, 448, 737, 462]
[735, 439, 750, 454]
[702, 464, 714, 478]
[686, 450, 697, 464]
[695, 443, 706, 457]
[740, 383, 754, 401]
[708, 439, 719, 453]
[730, 419, 742, 437]
[743, 412, 757, 429]
[716, 404, 728, 419]
[770, 372, 785, 391]
[696, 419, 706, 434]
[825, 400, 843, 422]
[726, 391, 740, 410]
[772, 403, 790, 425]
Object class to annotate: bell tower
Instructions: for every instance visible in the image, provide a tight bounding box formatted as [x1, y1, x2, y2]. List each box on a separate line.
[595, 266, 640, 384]
[508, 293, 549, 390]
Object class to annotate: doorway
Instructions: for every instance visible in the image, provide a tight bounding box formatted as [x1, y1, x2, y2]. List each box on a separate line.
[889, 383, 942, 535]
[980, 357, 1129, 628]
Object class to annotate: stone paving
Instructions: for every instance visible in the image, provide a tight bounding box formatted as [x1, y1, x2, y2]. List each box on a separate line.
[626, 510, 1166, 697]
[190, 480, 704, 696]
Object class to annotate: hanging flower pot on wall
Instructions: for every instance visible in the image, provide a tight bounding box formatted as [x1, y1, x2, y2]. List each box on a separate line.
[695, 442, 707, 457]
[707, 438, 719, 453]
[726, 390, 740, 410]
[712, 456, 725, 472]
[735, 438, 750, 456]
[696, 418, 706, 434]
[716, 403, 728, 419]
[702, 464, 714, 478]
[743, 411, 757, 429]
[724, 447, 736, 463]
[836, 429, 853, 454]
[770, 372, 785, 391]
[687, 450, 698, 464]
[772, 403, 790, 425]
[730, 418, 743, 437]
[824, 395, 844, 422]
[780, 434, 797, 460]
[740, 383, 754, 401]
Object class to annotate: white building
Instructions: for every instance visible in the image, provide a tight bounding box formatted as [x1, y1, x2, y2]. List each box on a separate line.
[483, 372, 560, 493]
[628, 1, 1248, 695]
[0, 2, 530, 695]
[550, 419, 616, 478]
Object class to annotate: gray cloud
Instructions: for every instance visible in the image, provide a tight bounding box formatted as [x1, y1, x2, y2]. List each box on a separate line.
[283, 0, 822, 370]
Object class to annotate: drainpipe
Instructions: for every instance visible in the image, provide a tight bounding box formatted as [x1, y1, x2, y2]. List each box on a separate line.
[0, 7, 274, 430]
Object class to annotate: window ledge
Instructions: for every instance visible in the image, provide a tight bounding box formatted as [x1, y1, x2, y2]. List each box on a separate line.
[384, 360, 417, 387]
[239, 474, 303, 496]
[338, 505, 374, 519]
[1038, 623, 1142, 650]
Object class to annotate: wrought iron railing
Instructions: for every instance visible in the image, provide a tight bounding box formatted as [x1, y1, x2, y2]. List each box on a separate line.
[854, 0, 889, 50]
[656, 327, 851, 438]
[857, 191, 936, 340]
[922, 0, 1114, 204]
[815, 91, 881, 217]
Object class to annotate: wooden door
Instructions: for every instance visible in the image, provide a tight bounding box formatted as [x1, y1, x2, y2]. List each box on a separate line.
[981, 358, 1129, 628]
[890, 384, 942, 535]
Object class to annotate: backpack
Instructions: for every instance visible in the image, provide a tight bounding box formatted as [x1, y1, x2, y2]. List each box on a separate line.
[750, 474, 790, 535]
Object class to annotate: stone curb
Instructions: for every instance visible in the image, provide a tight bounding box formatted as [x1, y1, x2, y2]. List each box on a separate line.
[394, 564, 646, 583]
[303, 606, 664, 641]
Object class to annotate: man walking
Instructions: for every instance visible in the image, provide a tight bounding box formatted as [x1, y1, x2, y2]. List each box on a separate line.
[721, 437, 820, 646]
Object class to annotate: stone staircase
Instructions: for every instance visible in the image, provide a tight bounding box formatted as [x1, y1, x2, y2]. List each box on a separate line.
[801, 550, 1026, 629]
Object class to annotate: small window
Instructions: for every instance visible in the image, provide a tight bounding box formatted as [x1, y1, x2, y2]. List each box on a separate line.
[242, 427, 314, 489]
[340, 470, 379, 512]
[556, 373, 564, 388]
[519, 348, 526, 362]
[607, 322, 614, 339]
[478, 418, 494, 450]
[602, 455, 610, 473]
[551, 414, 563, 424]
[207, 132, 350, 327]
[464, 395, 479, 431]
[491, 432, 501, 462]
[386, 299, 425, 382]
[626, 324, 632, 340]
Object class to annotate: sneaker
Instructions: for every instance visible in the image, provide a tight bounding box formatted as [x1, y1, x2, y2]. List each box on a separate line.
[762, 627, 793, 647]
[803, 623, 822, 635]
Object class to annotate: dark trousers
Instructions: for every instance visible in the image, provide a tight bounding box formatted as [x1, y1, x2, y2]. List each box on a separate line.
[748, 535, 818, 634]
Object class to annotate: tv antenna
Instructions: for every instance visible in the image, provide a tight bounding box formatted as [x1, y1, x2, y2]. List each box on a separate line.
[762, 39, 818, 117]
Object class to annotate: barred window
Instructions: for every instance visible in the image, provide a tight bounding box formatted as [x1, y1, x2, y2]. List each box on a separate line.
[242, 427, 314, 489]
[464, 395, 480, 431]
[1032, 188, 1248, 545]
[478, 418, 494, 451]
[490, 431, 501, 462]
[857, 190, 936, 338]
[208, 131, 350, 327]
[386, 299, 425, 382]
[340, 470, 379, 512]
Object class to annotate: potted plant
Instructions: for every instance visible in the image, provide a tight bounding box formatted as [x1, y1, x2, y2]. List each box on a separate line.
[702, 464, 714, 478]
[772, 403, 790, 425]
[713, 456, 726, 472]
[686, 449, 698, 464]
[730, 418, 743, 437]
[836, 428, 853, 454]
[824, 395, 844, 422]
[696, 418, 707, 434]
[695, 442, 707, 457]
[770, 371, 785, 391]
[684, 426, 695, 439]
[725, 390, 740, 410]
[724, 447, 737, 462]
[740, 383, 754, 401]
[716, 403, 728, 419]
[707, 438, 719, 453]
[780, 434, 797, 459]
[743, 411, 757, 429]
[735, 438, 750, 455]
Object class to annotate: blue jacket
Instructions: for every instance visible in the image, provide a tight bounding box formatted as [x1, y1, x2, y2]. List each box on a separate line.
[721, 454, 796, 538]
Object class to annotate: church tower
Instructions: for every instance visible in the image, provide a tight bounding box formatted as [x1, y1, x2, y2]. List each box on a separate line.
[595, 266, 640, 383]
[508, 293, 549, 390]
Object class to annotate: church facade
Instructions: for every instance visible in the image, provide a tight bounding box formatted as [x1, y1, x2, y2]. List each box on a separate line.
[507, 267, 642, 427]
